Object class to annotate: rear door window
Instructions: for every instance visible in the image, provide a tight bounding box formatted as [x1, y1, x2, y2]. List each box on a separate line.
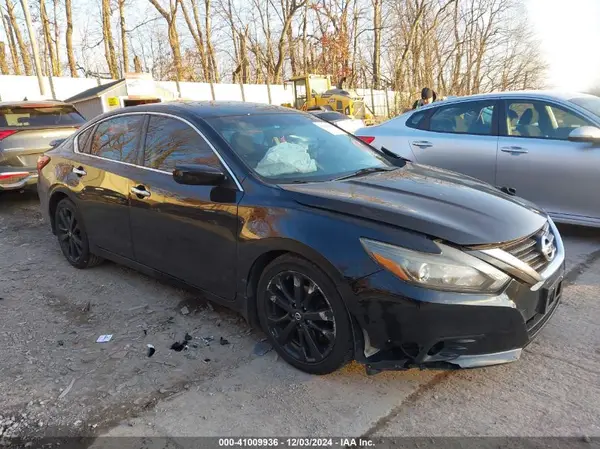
[142, 116, 220, 172]
[0, 105, 86, 128]
[406, 110, 426, 129]
[90, 115, 145, 163]
[428, 101, 497, 135]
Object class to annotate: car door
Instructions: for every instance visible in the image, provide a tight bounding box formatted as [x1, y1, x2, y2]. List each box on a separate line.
[73, 114, 146, 259]
[496, 98, 600, 220]
[128, 114, 241, 300]
[407, 100, 500, 185]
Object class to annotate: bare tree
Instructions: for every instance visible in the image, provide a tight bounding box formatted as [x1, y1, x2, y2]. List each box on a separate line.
[1, 9, 21, 74]
[5, 0, 33, 74]
[204, 0, 219, 83]
[133, 54, 142, 72]
[102, 0, 119, 78]
[119, 0, 128, 72]
[40, 0, 60, 76]
[0, 41, 9, 73]
[178, 0, 209, 80]
[147, 0, 183, 92]
[64, 0, 76, 76]
[371, 0, 382, 88]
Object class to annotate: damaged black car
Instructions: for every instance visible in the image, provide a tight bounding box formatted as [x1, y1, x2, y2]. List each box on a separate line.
[37, 102, 565, 375]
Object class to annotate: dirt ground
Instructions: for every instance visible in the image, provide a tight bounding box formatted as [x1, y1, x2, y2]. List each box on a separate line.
[1, 190, 599, 446]
[0, 190, 263, 439]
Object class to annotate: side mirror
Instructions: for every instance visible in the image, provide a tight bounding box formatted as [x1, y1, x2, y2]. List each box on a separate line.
[568, 126, 600, 143]
[173, 164, 226, 186]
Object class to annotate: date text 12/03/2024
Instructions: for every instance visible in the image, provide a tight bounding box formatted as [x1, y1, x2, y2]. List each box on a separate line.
[218, 438, 375, 447]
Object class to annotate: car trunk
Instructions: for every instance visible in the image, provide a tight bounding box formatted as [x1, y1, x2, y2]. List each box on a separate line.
[0, 104, 85, 169]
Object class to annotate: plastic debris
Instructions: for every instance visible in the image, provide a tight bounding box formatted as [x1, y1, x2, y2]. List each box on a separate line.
[219, 337, 230, 346]
[203, 358, 211, 363]
[58, 378, 75, 400]
[147, 344, 156, 358]
[57, 340, 64, 346]
[180, 306, 190, 315]
[201, 336, 214, 345]
[96, 334, 113, 343]
[253, 340, 273, 356]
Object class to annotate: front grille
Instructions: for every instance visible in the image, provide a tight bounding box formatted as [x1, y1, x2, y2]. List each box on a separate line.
[499, 222, 556, 273]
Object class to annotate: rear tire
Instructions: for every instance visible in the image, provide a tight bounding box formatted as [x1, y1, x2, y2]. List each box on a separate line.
[54, 198, 103, 269]
[257, 254, 354, 374]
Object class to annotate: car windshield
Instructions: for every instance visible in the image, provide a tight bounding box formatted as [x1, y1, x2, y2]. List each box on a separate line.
[206, 113, 393, 183]
[0, 105, 85, 128]
[569, 96, 600, 119]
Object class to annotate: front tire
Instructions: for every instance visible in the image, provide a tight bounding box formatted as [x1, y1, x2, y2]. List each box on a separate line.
[54, 198, 103, 269]
[257, 255, 354, 374]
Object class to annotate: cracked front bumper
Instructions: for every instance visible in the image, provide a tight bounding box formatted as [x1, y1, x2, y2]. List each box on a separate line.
[347, 252, 565, 372]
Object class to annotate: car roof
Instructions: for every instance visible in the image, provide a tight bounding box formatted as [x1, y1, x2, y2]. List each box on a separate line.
[0, 100, 71, 108]
[415, 90, 593, 112]
[110, 101, 297, 118]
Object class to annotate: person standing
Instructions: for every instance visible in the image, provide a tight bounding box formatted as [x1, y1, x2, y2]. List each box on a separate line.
[412, 88, 437, 109]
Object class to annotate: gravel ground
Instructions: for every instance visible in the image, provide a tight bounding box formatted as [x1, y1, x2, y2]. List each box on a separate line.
[1, 190, 599, 446]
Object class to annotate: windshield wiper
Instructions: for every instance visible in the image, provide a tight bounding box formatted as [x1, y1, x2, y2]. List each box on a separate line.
[335, 167, 395, 181]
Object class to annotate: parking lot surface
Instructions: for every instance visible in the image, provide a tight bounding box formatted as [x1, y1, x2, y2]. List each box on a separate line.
[0, 191, 598, 442]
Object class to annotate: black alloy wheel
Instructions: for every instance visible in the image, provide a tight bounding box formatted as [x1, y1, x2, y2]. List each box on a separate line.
[56, 204, 83, 262]
[54, 198, 103, 269]
[257, 255, 354, 374]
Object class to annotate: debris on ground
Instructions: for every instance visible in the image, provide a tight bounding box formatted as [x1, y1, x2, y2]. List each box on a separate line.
[170, 341, 187, 352]
[184, 333, 192, 341]
[96, 334, 113, 343]
[201, 336, 214, 346]
[58, 378, 76, 400]
[146, 344, 156, 358]
[82, 301, 91, 313]
[180, 306, 190, 315]
[206, 302, 214, 312]
[57, 340, 64, 346]
[253, 340, 273, 356]
[220, 337, 230, 346]
[203, 358, 211, 363]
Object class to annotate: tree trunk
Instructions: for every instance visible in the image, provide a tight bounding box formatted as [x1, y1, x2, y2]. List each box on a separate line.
[1, 11, 21, 74]
[167, 19, 183, 83]
[40, 0, 60, 76]
[287, 19, 296, 76]
[178, 0, 209, 81]
[64, 0, 76, 76]
[133, 54, 142, 72]
[6, 0, 32, 75]
[102, 0, 119, 78]
[0, 42, 9, 74]
[204, 0, 219, 83]
[52, 0, 60, 75]
[119, 0, 128, 73]
[372, 0, 382, 89]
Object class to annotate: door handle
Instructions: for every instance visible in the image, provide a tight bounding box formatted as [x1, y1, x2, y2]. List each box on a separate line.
[412, 140, 433, 148]
[501, 146, 528, 154]
[72, 166, 86, 176]
[131, 186, 151, 198]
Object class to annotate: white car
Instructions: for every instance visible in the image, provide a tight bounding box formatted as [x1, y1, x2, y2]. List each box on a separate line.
[308, 110, 365, 134]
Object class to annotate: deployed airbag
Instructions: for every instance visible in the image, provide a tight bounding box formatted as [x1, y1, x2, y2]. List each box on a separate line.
[255, 142, 317, 177]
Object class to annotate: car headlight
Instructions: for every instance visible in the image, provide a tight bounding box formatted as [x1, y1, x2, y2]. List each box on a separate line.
[361, 238, 510, 293]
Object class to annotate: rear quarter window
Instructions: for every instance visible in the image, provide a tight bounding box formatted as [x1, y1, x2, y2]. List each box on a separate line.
[406, 110, 426, 129]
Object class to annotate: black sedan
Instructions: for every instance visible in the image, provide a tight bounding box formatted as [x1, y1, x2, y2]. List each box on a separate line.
[37, 102, 565, 375]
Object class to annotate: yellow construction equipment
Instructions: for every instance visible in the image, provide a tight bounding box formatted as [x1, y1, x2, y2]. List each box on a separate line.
[282, 74, 375, 125]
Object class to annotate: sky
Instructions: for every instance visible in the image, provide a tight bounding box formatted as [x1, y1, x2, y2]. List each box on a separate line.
[526, 0, 600, 91]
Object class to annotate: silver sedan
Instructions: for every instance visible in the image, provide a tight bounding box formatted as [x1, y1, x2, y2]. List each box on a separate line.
[356, 91, 600, 227]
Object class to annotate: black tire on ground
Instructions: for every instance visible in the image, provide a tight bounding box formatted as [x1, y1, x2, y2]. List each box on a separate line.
[256, 254, 354, 374]
[54, 198, 103, 269]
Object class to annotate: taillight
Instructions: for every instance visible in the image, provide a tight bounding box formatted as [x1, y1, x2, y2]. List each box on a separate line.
[358, 136, 375, 145]
[37, 155, 51, 172]
[0, 130, 18, 141]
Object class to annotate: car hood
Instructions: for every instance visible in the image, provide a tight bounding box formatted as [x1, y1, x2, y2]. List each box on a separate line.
[280, 163, 548, 246]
